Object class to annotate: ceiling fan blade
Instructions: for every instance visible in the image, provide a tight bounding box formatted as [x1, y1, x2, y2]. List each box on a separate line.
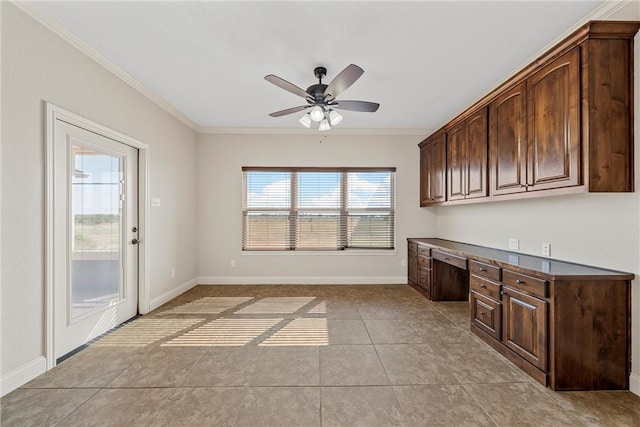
[324, 64, 364, 99]
[268, 105, 310, 117]
[264, 75, 309, 99]
[332, 100, 380, 112]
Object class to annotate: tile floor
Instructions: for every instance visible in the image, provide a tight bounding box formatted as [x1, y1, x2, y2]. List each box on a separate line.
[2, 284, 639, 426]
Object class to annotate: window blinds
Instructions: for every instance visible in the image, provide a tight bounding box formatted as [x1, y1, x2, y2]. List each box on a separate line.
[242, 167, 395, 251]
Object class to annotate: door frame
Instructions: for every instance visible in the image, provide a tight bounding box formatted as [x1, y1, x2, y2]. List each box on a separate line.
[45, 102, 150, 369]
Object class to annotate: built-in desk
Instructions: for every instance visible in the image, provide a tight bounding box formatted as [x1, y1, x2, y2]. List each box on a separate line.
[407, 238, 633, 391]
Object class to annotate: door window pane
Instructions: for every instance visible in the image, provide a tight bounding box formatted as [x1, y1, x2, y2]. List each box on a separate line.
[71, 144, 122, 318]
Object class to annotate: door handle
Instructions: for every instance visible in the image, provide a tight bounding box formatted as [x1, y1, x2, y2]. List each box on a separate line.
[131, 238, 140, 245]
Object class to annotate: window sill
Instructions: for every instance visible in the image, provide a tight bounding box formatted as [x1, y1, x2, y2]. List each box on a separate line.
[242, 250, 398, 256]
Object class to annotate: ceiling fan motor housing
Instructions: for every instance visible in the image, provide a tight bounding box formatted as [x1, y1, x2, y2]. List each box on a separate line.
[307, 84, 328, 104]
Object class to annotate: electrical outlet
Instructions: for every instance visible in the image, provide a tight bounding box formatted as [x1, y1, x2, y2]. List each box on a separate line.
[171, 268, 176, 278]
[231, 259, 236, 268]
[508, 238, 519, 250]
[542, 243, 551, 257]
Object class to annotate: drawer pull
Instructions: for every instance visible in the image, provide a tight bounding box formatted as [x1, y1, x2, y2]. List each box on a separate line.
[480, 312, 486, 317]
[479, 267, 487, 272]
[443, 256, 449, 260]
[516, 279, 525, 284]
[479, 284, 487, 289]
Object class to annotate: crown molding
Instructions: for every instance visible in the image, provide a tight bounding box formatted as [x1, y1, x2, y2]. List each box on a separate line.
[432, 0, 635, 131]
[197, 126, 431, 136]
[12, 1, 200, 132]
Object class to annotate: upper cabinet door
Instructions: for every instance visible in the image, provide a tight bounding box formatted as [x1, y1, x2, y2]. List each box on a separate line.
[447, 122, 467, 201]
[419, 142, 430, 206]
[527, 47, 581, 190]
[429, 133, 447, 203]
[465, 108, 488, 199]
[419, 132, 447, 206]
[490, 83, 528, 195]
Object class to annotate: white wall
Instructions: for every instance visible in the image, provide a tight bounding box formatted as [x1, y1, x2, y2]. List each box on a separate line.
[197, 133, 436, 283]
[436, 2, 640, 394]
[1, 3, 198, 386]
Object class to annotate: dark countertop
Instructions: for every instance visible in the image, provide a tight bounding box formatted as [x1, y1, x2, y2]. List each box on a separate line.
[408, 238, 634, 281]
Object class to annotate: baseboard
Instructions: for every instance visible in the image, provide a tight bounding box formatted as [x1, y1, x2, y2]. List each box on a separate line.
[149, 277, 199, 311]
[1, 356, 47, 397]
[197, 276, 407, 285]
[630, 372, 640, 396]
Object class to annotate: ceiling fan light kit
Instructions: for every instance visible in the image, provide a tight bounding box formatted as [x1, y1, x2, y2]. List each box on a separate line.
[309, 105, 325, 122]
[298, 113, 312, 128]
[319, 118, 331, 131]
[329, 110, 343, 126]
[265, 64, 380, 130]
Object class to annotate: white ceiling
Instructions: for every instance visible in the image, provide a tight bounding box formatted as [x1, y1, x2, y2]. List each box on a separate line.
[28, 1, 606, 131]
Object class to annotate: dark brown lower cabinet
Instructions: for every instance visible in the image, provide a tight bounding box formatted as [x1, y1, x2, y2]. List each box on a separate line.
[502, 286, 547, 371]
[408, 238, 632, 391]
[470, 290, 501, 340]
[408, 242, 418, 286]
[418, 266, 431, 299]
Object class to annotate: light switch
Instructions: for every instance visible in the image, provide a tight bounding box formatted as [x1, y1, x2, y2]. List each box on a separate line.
[151, 197, 161, 207]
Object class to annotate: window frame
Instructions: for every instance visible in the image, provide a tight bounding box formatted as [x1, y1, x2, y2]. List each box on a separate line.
[242, 167, 396, 252]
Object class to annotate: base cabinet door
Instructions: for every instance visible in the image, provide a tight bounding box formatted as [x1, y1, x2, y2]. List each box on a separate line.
[418, 266, 431, 298]
[408, 243, 418, 285]
[470, 291, 501, 340]
[502, 286, 548, 371]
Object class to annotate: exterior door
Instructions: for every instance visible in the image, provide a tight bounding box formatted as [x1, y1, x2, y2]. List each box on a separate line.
[53, 120, 139, 358]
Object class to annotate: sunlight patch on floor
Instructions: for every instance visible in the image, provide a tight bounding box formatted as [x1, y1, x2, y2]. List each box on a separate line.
[260, 318, 329, 346]
[234, 297, 317, 314]
[307, 300, 327, 314]
[162, 318, 283, 346]
[160, 296, 254, 314]
[94, 318, 204, 346]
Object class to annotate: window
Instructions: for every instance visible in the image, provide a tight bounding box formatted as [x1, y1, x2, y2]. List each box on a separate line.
[242, 167, 395, 251]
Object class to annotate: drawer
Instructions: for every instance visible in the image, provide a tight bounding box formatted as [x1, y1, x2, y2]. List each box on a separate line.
[503, 270, 548, 298]
[471, 291, 502, 340]
[408, 242, 417, 255]
[417, 245, 431, 256]
[418, 255, 431, 269]
[470, 274, 501, 301]
[418, 267, 431, 296]
[432, 250, 467, 270]
[469, 260, 501, 282]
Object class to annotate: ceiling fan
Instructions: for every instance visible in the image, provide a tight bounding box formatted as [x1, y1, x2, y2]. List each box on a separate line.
[264, 64, 380, 130]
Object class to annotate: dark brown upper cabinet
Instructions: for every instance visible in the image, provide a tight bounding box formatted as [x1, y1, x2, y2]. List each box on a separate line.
[421, 21, 639, 206]
[490, 83, 528, 195]
[419, 131, 446, 206]
[490, 48, 580, 195]
[527, 48, 580, 191]
[447, 107, 489, 201]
